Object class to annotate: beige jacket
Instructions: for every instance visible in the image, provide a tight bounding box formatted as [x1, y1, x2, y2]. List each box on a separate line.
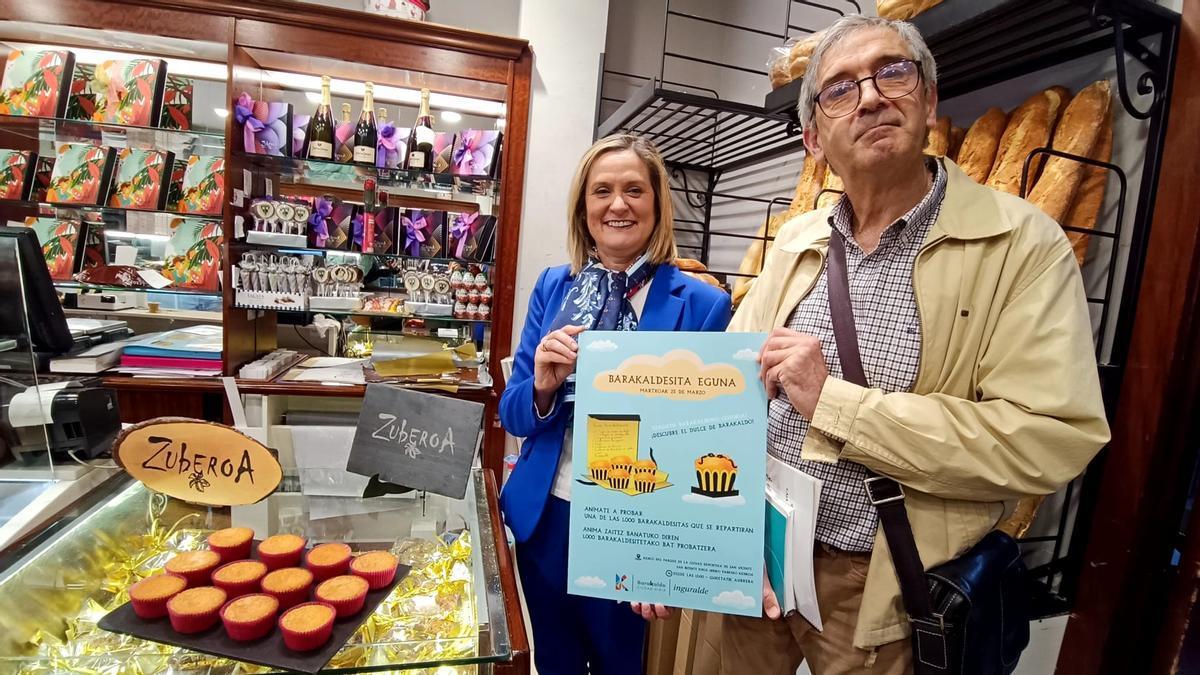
[730, 160, 1110, 648]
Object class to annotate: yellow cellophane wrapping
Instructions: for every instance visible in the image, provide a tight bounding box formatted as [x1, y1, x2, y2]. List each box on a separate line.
[15, 509, 482, 675]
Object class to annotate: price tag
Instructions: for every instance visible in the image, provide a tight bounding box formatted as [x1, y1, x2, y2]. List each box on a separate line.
[242, 168, 253, 192]
[437, 328, 460, 339]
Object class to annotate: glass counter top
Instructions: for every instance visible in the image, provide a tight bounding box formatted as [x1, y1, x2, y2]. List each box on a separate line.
[0, 469, 511, 673]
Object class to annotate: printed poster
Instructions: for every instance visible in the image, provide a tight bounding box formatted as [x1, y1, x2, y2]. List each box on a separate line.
[568, 331, 768, 617]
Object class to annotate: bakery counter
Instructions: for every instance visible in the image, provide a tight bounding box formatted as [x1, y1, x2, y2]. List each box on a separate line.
[0, 469, 528, 674]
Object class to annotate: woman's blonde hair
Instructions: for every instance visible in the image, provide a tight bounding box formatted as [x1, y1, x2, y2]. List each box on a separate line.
[566, 134, 677, 273]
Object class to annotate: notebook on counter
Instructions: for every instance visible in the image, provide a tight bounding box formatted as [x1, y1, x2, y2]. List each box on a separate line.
[122, 324, 222, 360]
[49, 340, 125, 374]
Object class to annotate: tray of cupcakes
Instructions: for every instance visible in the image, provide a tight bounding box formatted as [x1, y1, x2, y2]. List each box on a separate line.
[98, 527, 410, 674]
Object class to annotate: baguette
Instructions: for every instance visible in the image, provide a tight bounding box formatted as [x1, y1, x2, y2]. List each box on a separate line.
[876, 0, 915, 19]
[732, 210, 788, 305]
[816, 170, 844, 209]
[957, 107, 1007, 183]
[1027, 80, 1111, 223]
[986, 90, 1061, 195]
[948, 125, 966, 162]
[924, 115, 952, 157]
[790, 153, 827, 213]
[1063, 105, 1113, 266]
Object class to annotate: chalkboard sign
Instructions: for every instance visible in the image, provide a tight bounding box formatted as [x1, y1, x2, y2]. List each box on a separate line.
[346, 384, 485, 499]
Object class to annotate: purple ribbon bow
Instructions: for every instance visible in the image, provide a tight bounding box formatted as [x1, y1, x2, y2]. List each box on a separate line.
[452, 130, 495, 176]
[377, 122, 401, 169]
[449, 212, 479, 258]
[310, 197, 333, 248]
[404, 213, 429, 256]
[234, 92, 288, 155]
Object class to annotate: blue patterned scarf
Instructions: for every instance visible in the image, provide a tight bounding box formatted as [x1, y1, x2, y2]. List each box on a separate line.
[550, 253, 656, 402]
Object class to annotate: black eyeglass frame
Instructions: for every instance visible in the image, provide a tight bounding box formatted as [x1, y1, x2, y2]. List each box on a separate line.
[813, 59, 925, 119]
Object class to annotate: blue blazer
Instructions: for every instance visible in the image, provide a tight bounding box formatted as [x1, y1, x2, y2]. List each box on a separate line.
[499, 263, 732, 543]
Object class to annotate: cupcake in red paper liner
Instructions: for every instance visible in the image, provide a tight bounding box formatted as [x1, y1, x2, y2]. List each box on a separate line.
[129, 573, 187, 619]
[314, 574, 369, 617]
[220, 593, 279, 642]
[164, 550, 221, 588]
[693, 453, 739, 496]
[207, 527, 255, 563]
[211, 560, 268, 599]
[349, 550, 399, 590]
[608, 468, 631, 490]
[305, 542, 352, 581]
[279, 602, 336, 651]
[257, 533, 306, 570]
[167, 586, 227, 634]
[261, 567, 314, 609]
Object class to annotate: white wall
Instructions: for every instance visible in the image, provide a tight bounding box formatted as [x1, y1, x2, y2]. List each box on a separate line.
[509, 0, 611, 349]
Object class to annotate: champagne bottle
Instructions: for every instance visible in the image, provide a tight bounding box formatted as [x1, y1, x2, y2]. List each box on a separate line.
[306, 75, 335, 160]
[353, 82, 377, 165]
[336, 102, 354, 163]
[407, 88, 435, 171]
[378, 107, 388, 122]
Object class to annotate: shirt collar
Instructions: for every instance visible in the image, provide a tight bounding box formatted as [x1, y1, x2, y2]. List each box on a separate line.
[828, 156, 947, 251]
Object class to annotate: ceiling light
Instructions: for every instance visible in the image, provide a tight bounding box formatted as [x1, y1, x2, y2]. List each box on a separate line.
[440, 110, 462, 123]
[214, 108, 229, 118]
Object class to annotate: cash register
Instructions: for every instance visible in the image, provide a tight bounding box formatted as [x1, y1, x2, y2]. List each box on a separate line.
[0, 226, 121, 463]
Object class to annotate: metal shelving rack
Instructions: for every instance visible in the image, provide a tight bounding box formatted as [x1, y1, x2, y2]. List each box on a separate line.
[595, 0, 1181, 619]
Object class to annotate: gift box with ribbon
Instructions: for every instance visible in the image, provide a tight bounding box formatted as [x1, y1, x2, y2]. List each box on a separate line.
[446, 211, 498, 261]
[450, 129, 501, 177]
[309, 195, 353, 250]
[402, 208, 445, 258]
[234, 92, 293, 156]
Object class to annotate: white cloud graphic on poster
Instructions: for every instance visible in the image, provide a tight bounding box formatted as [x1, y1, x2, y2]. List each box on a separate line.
[575, 576, 606, 589]
[732, 348, 757, 361]
[712, 590, 756, 610]
[587, 339, 619, 352]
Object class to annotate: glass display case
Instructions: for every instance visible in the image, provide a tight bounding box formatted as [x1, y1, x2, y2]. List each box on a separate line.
[0, 467, 524, 673]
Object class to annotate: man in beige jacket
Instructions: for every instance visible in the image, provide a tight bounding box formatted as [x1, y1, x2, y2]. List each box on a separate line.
[718, 14, 1109, 675]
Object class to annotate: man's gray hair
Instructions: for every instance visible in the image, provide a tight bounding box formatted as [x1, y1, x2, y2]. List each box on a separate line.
[797, 15, 938, 129]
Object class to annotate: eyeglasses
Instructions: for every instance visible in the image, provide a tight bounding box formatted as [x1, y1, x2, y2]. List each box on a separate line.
[815, 59, 923, 119]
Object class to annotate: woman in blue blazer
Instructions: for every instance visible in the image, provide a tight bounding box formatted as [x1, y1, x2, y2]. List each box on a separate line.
[500, 134, 731, 675]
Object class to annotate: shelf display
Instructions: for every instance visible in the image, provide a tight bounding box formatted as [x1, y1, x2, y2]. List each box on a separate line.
[234, 92, 292, 157]
[450, 128, 501, 177]
[46, 142, 116, 205]
[159, 75, 193, 130]
[0, 149, 36, 200]
[108, 148, 173, 210]
[0, 48, 75, 118]
[177, 155, 225, 215]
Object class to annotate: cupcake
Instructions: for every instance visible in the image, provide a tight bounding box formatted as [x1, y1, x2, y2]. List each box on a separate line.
[261, 567, 314, 609]
[608, 468, 631, 490]
[349, 550, 400, 590]
[221, 593, 279, 641]
[211, 560, 268, 599]
[129, 573, 187, 619]
[207, 527, 255, 563]
[588, 459, 612, 482]
[166, 586, 227, 634]
[632, 459, 658, 479]
[609, 455, 633, 473]
[279, 602, 337, 651]
[258, 534, 307, 570]
[306, 543, 352, 581]
[164, 550, 222, 588]
[693, 453, 739, 496]
[314, 574, 369, 617]
[633, 470, 665, 495]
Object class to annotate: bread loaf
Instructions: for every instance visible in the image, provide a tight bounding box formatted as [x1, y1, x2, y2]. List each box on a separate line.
[674, 257, 708, 273]
[1063, 105, 1113, 266]
[787, 32, 822, 83]
[732, 211, 787, 305]
[1028, 80, 1111, 223]
[948, 125, 966, 162]
[924, 115, 952, 157]
[790, 153, 827, 213]
[986, 89, 1064, 195]
[816, 170, 844, 209]
[957, 107, 1007, 183]
[877, 0, 942, 19]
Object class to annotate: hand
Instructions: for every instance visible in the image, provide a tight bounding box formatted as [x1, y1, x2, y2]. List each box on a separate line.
[762, 571, 782, 620]
[758, 327, 829, 420]
[630, 601, 673, 621]
[533, 324, 586, 414]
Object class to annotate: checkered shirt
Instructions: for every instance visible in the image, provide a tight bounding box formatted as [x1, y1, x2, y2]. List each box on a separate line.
[767, 158, 947, 552]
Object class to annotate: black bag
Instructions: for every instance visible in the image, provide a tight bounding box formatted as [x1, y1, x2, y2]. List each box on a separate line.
[825, 232, 1030, 674]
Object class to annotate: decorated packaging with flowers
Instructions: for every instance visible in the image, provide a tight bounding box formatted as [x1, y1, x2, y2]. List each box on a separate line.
[308, 196, 352, 250]
[234, 92, 292, 156]
[447, 211, 497, 261]
[432, 132, 456, 173]
[0, 49, 75, 118]
[162, 217, 222, 290]
[108, 148, 173, 210]
[23, 216, 80, 279]
[292, 112, 311, 157]
[46, 143, 116, 205]
[451, 130, 501, 177]
[0, 149, 37, 200]
[177, 155, 225, 215]
[160, 74, 193, 129]
[89, 58, 166, 126]
[64, 63, 98, 121]
[402, 208, 445, 258]
[377, 124, 408, 170]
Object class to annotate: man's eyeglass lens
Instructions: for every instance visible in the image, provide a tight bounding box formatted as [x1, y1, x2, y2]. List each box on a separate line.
[817, 60, 921, 118]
